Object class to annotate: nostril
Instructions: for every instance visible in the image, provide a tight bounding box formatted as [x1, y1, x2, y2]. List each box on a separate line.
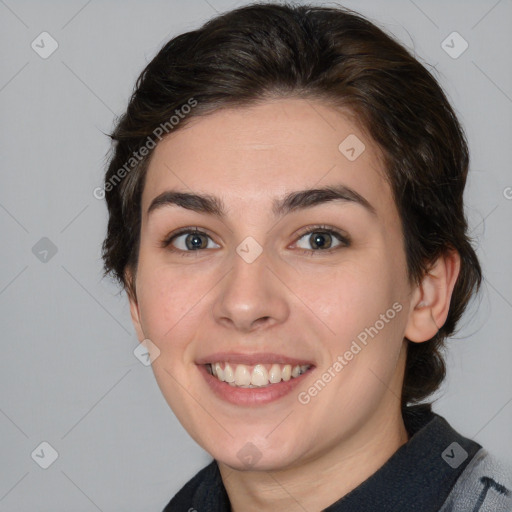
[254, 316, 271, 327]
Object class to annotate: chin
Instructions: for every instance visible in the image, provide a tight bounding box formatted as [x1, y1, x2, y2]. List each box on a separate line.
[211, 437, 304, 473]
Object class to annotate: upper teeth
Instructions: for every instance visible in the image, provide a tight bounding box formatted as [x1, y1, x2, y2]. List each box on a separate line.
[209, 362, 310, 388]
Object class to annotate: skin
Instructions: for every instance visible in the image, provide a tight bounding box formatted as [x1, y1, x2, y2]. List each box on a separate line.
[127, 98, 460, 511]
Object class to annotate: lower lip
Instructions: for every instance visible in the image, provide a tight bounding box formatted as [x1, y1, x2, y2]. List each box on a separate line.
[197, 364, 314, 406]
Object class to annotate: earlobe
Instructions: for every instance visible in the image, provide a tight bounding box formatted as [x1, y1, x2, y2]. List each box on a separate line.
[404, 249, 461, 343]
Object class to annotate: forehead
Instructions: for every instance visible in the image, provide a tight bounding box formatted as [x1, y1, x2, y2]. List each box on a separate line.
[141, 98, 393, 220]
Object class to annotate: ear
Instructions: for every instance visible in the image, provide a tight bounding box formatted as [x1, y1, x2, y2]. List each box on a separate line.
[404, 249, 461, 343]
[125, 268, 145, 342]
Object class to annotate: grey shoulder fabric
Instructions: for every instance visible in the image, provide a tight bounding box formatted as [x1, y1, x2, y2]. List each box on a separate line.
[438, 448, 512, 512]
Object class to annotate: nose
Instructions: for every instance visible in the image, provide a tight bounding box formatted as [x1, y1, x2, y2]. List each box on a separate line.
[211, 247, 290, 333]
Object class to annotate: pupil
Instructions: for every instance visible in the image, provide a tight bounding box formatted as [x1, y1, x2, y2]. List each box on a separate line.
[312, 232, 330, 249]
[187, 233, 205, 250]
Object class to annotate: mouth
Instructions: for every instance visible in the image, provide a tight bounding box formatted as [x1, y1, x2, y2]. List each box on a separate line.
[196, 353, 316, 406]
[205, 361, 312, 388]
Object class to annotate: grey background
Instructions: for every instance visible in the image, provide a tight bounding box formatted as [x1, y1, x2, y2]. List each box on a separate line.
[0, 0, 511, 510]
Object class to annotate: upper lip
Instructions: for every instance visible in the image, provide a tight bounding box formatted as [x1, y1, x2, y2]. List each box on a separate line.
[195, 352, 315, 367]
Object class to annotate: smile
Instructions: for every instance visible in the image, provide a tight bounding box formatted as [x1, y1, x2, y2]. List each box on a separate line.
[206, 362, 312, 388]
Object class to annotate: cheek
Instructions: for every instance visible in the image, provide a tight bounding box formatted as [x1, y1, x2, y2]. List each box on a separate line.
[135, 260, 208, 346]
[302, 256, 407, 388]
[308, 269, 405, 399]
[304, 259, 397, 332]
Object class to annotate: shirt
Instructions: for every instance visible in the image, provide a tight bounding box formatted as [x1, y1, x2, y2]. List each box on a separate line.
[162, 404, 512, 511]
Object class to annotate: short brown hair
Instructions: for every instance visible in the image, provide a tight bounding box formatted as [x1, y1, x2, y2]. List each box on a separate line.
[101, 2, 482, 409]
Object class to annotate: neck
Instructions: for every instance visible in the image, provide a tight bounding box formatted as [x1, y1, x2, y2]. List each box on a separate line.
[218, 400, 410, 512]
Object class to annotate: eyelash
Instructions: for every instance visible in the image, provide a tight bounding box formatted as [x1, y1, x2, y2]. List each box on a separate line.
[160, 224, 350, 257]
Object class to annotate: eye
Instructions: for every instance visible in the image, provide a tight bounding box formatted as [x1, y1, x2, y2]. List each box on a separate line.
[161, 225, 350, 256]
[293, 225, 350, 254]
[161, 228, 220, 254]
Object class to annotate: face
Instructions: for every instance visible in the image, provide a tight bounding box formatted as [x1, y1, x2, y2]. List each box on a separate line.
[128, 98, 415, 472]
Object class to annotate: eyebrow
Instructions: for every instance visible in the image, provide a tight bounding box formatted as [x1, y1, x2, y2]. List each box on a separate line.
[147, 184, 376, 219]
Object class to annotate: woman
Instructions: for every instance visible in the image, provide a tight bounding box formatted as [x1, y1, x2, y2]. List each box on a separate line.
[100, 3, 512, 511]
